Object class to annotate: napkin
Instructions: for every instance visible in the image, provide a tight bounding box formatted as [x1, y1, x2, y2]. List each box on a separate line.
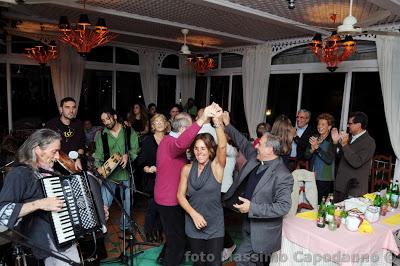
[358, 219, 373, 234]
[363, 193, 376, 201]
[344, 198, 369, 213]
[296, 211, 318, 221]
[382, 214, 400, 226]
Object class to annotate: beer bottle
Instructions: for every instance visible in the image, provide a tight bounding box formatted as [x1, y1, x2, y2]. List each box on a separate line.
[325, 195, 335, 224]
[373, 192, 382, 212]
[317, 196, 326, 228]
[391, 181, 399, 208]
[325, 193, 331, 208]
[386, 180, 393, 202]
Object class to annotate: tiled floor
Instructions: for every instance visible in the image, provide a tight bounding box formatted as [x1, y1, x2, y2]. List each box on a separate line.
[100, 196, 241, 265]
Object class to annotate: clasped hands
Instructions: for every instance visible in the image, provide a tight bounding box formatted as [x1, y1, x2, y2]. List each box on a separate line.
[331, 128, 350, 146]
[202, 102, 223, 120]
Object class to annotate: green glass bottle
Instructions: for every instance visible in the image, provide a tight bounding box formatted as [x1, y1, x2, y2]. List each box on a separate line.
[391, 181, 399, 208]
[317, 196, 326, 228]
[386, 180, 393, 202]
[325, 194, 335, 224]
[373, 192, 382, 212]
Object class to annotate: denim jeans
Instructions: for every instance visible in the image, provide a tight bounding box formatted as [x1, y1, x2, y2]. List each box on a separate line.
[101, 180, 132, 230]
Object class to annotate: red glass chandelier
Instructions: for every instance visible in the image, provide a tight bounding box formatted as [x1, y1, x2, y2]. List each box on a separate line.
[58, 1, 117, 56]
[310, 32, 356, 72]
[186, 54, 216, 74]
[25, 40, 57, 66]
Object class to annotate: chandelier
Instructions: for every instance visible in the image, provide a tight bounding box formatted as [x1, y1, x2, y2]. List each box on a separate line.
[58, 1, 117, 57]
[186, 54, 216, 74]
[310, 32, 356, 72]
[25, 40, 57, 66]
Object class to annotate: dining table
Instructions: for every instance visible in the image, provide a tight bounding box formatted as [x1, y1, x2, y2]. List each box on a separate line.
[270, 208, 400, 266]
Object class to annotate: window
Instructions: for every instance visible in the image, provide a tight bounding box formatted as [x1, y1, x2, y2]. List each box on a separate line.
[0, 34, 5, 54]
[86, 46, 113, 63]
[221, 53, 242, 68]
[0, 64, 6, 133]
[79, 70, 112, 121]
[350, 72, 394, 156]
[157, 75, 177, 116]
[161, 54, 179, 69]
[302, 73, 345, 127]
[116, 47, 139, 65]
[210, 76, 229, 110]
[230, 75, 249, 135]
[195, 76, 207, 108]
[116, 71, 143, 119]
[267, 74, 299, 123]
[11, 65, 57, 127]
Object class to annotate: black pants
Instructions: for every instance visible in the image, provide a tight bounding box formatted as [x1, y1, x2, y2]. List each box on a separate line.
[223, 230, 234, 248]
[188, 237, 224, 266]
[144, 198, 162, 233]
[156, 204, 186, 266]
[316, 180, 333, 203]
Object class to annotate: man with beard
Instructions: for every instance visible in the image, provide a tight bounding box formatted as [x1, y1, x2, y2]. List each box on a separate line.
[46, 97, 85, 171]
[94, 108, 139, 231]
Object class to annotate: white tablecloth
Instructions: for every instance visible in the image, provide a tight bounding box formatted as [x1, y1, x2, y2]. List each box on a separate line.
[270, 235, 394, 266]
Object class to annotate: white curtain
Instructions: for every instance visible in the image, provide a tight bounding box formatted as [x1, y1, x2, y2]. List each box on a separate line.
[376, 36, 400, 182]
[178, 55, 196, 106]
[242, 43, 272, 139]
[50, 42, 85, 109]
[139, 50, 158, 106]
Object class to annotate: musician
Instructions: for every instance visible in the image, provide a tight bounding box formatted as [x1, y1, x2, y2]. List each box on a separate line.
[46, 97, 85, 171]
[94, 108, 139, 231]
[0, 129, 80, 265]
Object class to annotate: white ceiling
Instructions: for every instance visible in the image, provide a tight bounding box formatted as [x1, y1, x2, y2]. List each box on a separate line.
[2, 0, 400, 52]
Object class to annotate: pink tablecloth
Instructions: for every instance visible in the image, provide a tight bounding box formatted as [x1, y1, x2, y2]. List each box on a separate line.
[282, 211, 400, 265]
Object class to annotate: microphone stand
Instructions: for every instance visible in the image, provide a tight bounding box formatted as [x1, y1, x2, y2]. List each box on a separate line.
[0, 227, 80, 266]
[98, 174, 157, 266]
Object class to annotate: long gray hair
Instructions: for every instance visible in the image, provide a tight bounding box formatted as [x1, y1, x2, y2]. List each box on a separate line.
[17, 128, 61, 168]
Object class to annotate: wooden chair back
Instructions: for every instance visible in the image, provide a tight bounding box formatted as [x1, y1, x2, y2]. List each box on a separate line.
[370, 154, 393, 192]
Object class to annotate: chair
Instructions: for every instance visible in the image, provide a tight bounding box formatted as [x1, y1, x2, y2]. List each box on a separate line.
[296, 159, 310, 170]
[287, 157, 297, 172]
[369, 154, 393, 192]
[287, 169, 318, 217]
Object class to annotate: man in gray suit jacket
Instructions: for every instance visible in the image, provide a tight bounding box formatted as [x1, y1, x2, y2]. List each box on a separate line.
[221, 112, 293, 265]
[333, 112, 376, 202]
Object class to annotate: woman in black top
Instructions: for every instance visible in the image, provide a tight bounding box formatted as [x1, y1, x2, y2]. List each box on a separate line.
[128, 103, 149, 141]
[137, 114, 170, 242]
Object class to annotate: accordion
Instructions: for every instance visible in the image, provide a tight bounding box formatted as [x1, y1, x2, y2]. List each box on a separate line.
[40, 173, 101, 246]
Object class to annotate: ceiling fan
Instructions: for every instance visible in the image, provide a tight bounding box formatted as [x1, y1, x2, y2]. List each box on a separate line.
[337, 0, 399, 36]
[179, 28, 191, 55]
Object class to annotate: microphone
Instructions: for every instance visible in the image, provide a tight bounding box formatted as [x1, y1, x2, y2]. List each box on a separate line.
[68, 151, 79, 160]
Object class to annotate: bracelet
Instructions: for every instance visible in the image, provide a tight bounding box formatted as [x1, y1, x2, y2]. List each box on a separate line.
[213, 122, 223, 128]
